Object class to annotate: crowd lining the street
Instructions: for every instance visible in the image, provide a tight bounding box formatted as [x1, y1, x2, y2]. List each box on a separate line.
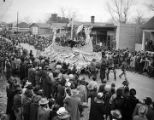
[1, 32, 53, 51]
[0, 33, 154, 120]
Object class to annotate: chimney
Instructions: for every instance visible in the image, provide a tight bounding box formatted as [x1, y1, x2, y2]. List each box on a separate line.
[91, 16, 95, 23]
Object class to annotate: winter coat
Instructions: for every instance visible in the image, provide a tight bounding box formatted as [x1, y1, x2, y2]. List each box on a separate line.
[89, 99, 106, 120]
[41, 70, 52, 98]
[37, 106, 50, 120]
[28, 67, 36, 86]
[64, 96, 81, 120]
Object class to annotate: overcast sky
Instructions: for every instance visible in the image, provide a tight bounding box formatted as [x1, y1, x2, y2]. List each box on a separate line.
[0, 0, 154, 23]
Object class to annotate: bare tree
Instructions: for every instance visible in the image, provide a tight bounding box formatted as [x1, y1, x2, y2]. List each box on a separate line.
[23, 17, 32, 24]
[60, 7, 66, 18]
[147, 1, 154, 11]
[59, 7, 79, 21]
[107, 0, 134, 24]
[134, 10, 146, 25]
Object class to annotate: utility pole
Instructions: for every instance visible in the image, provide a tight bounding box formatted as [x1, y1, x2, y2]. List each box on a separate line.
[17, 12, 19, 33]
[70, 18, 73, 40]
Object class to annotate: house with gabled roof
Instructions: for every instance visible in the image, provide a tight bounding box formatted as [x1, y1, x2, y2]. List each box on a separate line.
[141, 16, 154, 51]
[30, 23, 51, 35]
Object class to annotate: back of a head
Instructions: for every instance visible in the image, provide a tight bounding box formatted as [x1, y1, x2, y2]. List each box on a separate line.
[92, 76, 96, 81]
[116, 88, 123, 97]
[144, 97, 152, 106]
[124, 87, 129, 94]
[111, 83, 116, 88]
[130, 88, 136, 96]
[98, 84, 105, 93]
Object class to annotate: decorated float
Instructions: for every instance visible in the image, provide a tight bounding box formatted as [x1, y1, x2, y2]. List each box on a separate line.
[42, 25, 102, 70]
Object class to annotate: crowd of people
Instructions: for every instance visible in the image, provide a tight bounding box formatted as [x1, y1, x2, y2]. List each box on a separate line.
[0, 33, 154, 120]
[1, 32, 53, 51]
[101, 49, 154, 79]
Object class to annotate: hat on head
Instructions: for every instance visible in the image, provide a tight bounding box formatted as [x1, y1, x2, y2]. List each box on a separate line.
[69, 74, 74, 80]
[122, 80, 129, 86]
[57, 107, 70, 119]
[96, 92, 104, 99]
[105, 84, 111, 91]
[56, 65, 62, 69]
[39, 98, 49, 105]
[130, 88, 136, 96]
[65, 81, 71, 87]
[144, 97, 152, 105]
[111, 110, 122, 119]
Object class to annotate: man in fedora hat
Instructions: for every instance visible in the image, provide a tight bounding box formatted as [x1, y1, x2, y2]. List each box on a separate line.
[64, 88, 82, 120]
[13, 85, 23, 120]
[37, 98, 51, 120]
[89, 92, 106, 120]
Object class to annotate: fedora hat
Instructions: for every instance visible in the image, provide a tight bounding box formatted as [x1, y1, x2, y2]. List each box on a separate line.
[96, 92, 104, 99]
[39, 98, 49, 105]
[57, 107, 70, 119]
[111, 109, 122, 119]
[94, 92, 104, 103]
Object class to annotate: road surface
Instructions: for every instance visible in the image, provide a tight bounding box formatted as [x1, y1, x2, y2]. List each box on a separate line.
[96, 70, 154, 101]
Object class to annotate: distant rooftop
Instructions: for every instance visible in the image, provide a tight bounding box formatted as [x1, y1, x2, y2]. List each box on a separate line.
[51, 23, 67, 29]
[17, 22, 29, 28]
[142, 16, 154, 30]
[30, 23, 50, 28]
[68, 21, 116, 28]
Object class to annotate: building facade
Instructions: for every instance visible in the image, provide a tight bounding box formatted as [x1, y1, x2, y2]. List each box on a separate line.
[30, 23, 51, 35]
[141, 16, 154, 52]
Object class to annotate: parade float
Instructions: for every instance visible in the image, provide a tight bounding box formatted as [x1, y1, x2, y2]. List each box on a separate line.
[42, 25, 102, 70]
